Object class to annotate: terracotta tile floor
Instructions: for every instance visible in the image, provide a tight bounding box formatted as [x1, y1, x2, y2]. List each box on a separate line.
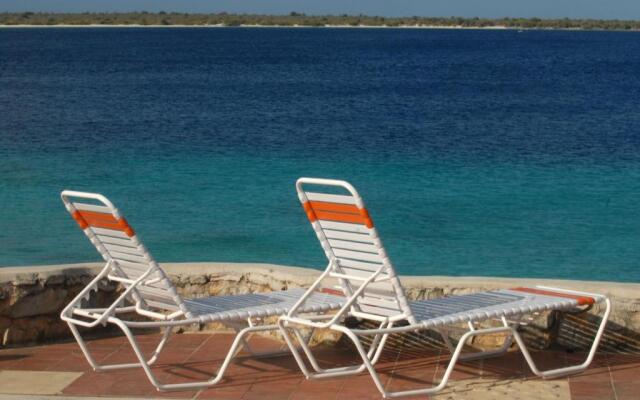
[0, 332, 637, 399]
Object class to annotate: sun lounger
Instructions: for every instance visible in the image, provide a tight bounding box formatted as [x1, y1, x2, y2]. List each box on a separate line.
[59, 190, 344, 391]
[278, 177, 611, 398]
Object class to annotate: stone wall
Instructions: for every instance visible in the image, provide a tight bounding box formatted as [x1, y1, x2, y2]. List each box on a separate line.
[0, 262, 638, 352]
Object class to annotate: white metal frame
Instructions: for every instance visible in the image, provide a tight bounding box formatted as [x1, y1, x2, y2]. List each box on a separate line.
[278, 177, 611, 398]
[59, 190, 336, 392]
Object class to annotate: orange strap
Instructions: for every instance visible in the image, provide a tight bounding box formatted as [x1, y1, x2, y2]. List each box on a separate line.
[318, 287, 345, 296]
[72, 210, 135, 237]
[511, 287, 594, 306]
[302, 200, 374, 228]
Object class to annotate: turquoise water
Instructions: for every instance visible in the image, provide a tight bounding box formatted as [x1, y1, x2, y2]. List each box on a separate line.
[1, 28, 640, 281]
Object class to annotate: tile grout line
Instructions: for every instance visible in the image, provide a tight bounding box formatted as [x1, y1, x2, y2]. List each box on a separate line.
[390, 344, 403, 389]
[286, 377, 304, 400]
[285, 353, 306, 400]
[64, 339, 127, 373]
[94, 339, 133, 366]
[607, 354, 618, 400]
[181, 333, 220, 400]
[433, 348, 441, 384]
[334, 360, 346, 400]
[383, 340, 403, 393]
[565, 351, 577, 400]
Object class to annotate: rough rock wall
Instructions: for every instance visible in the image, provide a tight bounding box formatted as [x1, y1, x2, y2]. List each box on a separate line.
[0, 263, 638, 353]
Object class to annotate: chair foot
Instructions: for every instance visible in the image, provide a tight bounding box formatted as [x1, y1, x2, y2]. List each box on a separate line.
[515, 298, 611, 379]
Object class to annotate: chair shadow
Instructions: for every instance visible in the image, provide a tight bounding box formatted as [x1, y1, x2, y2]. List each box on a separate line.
[149, 335, 639, 393]
[0, 354, 27, 361]
[557, 311, 640, 353]
[106, 310, 640, 392]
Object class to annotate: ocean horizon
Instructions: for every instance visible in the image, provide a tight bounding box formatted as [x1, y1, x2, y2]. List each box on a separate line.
[1, 27, 639, 282]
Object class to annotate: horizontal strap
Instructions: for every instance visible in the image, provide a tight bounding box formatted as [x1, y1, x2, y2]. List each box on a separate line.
[116, 267, 154, 280]
[510, 287, 595, 306]
[144, 299, 179, 311]
[323, 229, 373, 243]
[72, 202, 112, 213]
[333, 248, 383, 263]
[145, 279, 173, 290]
[136, 285, 176, 300]
[358, 295, 401, 311]
[336, 266, 388, 281]
[97, 235, 137, 247]
[79, 210, 115, 222]
[93, 228, 129, 239]
[309, 201, 360, 214]
[329, 272, 369, 282]
[318, 287, 345, 296]
[309, 207, 373, 228]
[114, 259, 150, 271]
[103, 243, 143, 256]
[319, 220, 370, 234]
[338, 258, 384, 272]
[316, 210, 366, 225]
[73, 210, 135, 237]
[357, 303, 403, 317]
[358, 287, 398, 302]
[328, 239, 379, 254]
[108, 250, 148, 263]
[304, 199, 376, 227]
[107, 275, 136, 284]
[305, 192, 356, 204]
[112, 268, 143, 279]
[360, 285, 398, 299]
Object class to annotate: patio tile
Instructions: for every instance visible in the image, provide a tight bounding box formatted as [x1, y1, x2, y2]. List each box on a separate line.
[0, 370, 82, 395]
[295, 376, 344, 392]
[0, 353, 32, 370]
[441, 378, 571, 400]
[1, 358, 61, 371]
[608, 355, 640, 382]
[62, 371, 120, 396]
[612, 381, 640, 400]
[481, 351, 528, 379]
[291, 392, 338, 400]
[336, 373, 390, 399]
[197, 386, 250, 399]
[569, 382, 616, 400]
[1, 332, 637, 399]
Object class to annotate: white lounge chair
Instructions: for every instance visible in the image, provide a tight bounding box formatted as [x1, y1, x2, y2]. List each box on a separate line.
[278, 177, 611, 398]
[59, 190, 344, 392]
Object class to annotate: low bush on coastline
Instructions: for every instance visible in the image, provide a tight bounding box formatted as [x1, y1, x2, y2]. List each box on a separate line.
[1, 12, 639, 30]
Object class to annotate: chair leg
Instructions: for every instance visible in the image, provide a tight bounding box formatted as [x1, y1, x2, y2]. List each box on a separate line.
[515, 298, 611, 379]
[69, 318, 284, 391]
[109, 320, 282, 392]
[333, 325, 479, 398]
[278, 319, 364, 377]
[277, 319, 316, 378]
[278, 319, 390, 378]
[67, 321, 171, 371]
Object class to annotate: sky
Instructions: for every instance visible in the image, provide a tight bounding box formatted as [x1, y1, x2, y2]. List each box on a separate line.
[1, 0, 640, 20]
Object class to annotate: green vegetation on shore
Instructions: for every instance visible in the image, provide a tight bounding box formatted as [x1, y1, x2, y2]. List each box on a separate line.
[1, 12, 639, 30]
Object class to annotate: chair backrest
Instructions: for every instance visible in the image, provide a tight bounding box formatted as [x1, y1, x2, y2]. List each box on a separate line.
[296, 178, 415, 324]
[61, 190, 188, 317]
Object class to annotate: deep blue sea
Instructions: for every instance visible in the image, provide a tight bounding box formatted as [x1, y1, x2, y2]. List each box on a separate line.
[1, 28, 640, 281]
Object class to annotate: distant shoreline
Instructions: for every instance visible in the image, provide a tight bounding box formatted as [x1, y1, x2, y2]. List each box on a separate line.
[0, 23, 508, 29]
[0, 24, 633, 31]
[3, 12, 639, 31]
